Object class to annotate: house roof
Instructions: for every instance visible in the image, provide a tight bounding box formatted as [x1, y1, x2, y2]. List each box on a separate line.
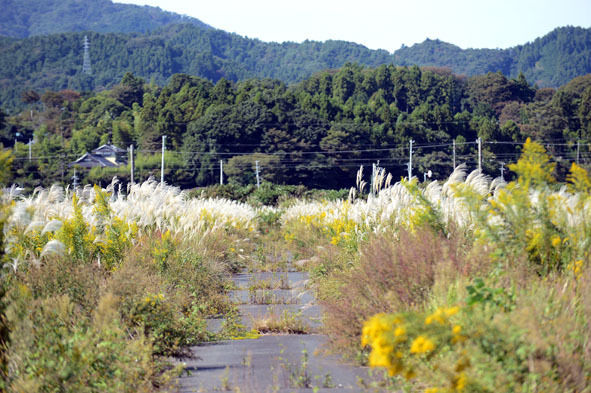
[71, 152, 120, 168]
[71, 144, 128, 168]
[93, 144, 126, 155]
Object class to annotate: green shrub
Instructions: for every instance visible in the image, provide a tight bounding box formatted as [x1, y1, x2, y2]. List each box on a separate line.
[6, 290, 159, 393]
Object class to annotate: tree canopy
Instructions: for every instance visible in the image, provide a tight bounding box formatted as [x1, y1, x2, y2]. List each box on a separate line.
[3, 64, 590, 190]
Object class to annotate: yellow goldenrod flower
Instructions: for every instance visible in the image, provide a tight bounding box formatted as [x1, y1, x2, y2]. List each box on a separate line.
[410, 335, 435, 354]
[425, 308, 445, 325]
[361, 313, 389, 347]
[424, 388, 439, 393]
[551, 235, 561, 248]
[452, 325, 462, 335]
[453, 372, 468, 391]
[568, 260, 584, 279]
[445, 306, 460, 317]
[368, 347, 390, 368]
[394, 326, 406, 337]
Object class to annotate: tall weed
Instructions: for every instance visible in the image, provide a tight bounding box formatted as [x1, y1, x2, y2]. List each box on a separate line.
[320, 229, 484, 358]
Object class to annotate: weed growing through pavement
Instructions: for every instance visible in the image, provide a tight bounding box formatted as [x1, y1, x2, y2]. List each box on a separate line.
[252, 308, 310, 334]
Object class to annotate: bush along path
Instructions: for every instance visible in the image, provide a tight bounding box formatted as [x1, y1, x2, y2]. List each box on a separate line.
[174, 253, 385, 393]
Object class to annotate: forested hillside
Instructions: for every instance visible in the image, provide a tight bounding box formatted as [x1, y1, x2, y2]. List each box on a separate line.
[0, 24, 392, 112]
[0, 0, 210, 38]
[2, 65, 591, 190]
[1, 22, 590, 112]
[394, 26, 591, 88]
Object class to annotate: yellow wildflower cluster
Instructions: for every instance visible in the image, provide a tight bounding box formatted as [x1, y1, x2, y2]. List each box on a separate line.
[96, 216, 138, 270]
[568, 260, 584, 280]
[51, 191, 137, 269]
[566, 162, 591, 193]
[361, 313, 408, 376]
[6, 224, 56, 262]
[362, 305, 470, 391]
[425, 306, 459, 325]
[283, 232, 295, 244]
[144, 293, 165, 306]
[151, 229, 176, 271]
[327, 217, 357, 246]
[410, 335, 435, 354]
[297, 206, 359, 247]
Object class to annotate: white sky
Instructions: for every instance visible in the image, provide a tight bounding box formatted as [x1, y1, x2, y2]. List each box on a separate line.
[115, 0, 591, 52]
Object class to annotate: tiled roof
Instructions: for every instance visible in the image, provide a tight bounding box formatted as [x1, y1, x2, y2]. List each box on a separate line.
[71, 152, 119, 168]
[93, 144, 126, 155]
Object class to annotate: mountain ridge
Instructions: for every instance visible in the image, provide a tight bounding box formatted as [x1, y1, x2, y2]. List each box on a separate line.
[0, 0, 211, 38]
[0, 0, 590, 112]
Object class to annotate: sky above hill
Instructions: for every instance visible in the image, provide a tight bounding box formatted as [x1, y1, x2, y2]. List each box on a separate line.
[116, 0, 591, 52]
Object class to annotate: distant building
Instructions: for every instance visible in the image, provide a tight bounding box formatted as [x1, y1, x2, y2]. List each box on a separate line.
[71, 144, 127, 168]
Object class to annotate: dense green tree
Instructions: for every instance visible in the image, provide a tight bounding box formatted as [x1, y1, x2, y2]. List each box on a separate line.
[579, 87, 591, 140]
[111, 72, 145, 107]
[3, 61, 591, 190]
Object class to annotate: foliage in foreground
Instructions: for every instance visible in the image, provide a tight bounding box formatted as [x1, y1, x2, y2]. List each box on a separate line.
[1, 138, 590, 392]
[282, 140, 591, 392]
[0, 180, 261, 391]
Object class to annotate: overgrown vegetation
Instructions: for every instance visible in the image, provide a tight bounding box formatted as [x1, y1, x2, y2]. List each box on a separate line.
[279, 140, 591, 392]
[1, 139, 590, 392]
[0, 179, 260, 391]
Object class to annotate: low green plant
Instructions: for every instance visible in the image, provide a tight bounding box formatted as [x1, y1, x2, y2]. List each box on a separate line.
[5, 290, 164, 392]
[0, 191, 10, 389]
[465, 277, 515, 312]
[287, 349, 312, 388]
[218, 307, 259, 340]
[256, 209, 283, 234]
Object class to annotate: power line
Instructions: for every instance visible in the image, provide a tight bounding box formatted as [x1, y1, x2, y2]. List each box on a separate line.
[13, 139, 587, 162]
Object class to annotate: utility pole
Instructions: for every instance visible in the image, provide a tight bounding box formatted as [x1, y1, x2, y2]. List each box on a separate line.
[371, 163, 376, 196]
[477, 138, 482, 173]
[220, 160, 223, 185]
[72, 168, 79, 190]
[28, 139, 32, 161]
[408, 139, 414, 180]
[500, 162, 505, 180]
[129, 144, 135, 185]
[452, 139, 456, 170]
[161, 135, 166, 184]
[255, 160, 260, 189]
[577, 140, 580, 165]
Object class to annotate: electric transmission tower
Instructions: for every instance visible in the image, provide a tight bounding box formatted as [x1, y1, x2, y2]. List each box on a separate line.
[82, 35, 92, 75]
